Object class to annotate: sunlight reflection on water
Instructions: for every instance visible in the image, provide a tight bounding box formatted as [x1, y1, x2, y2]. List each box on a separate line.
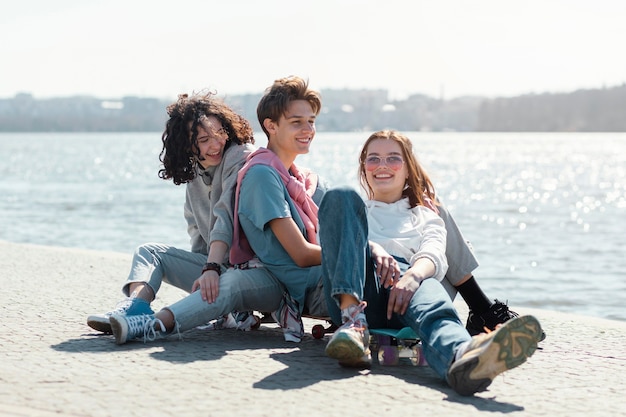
[1, 132, 624, 321]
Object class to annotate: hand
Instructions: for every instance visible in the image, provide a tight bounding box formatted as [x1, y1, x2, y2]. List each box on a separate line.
[387, 274, 422, 320]
[369, 241, 401, 289]
[191, 270, 220, 303]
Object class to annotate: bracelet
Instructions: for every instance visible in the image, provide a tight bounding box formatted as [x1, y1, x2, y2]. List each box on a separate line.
[202, 262, 221, 275]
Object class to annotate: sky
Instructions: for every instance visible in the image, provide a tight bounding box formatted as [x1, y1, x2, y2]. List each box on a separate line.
[2, 0, 625, 101]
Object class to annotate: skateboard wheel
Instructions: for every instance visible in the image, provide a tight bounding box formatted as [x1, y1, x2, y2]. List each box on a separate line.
[415, 345, 428, 366]
[378, 345, 399, 365]
[311, 324, 325, 339]
[251, 315, 262, 331]
[404, 345, 428, 366]
[408, 346, 420, 366]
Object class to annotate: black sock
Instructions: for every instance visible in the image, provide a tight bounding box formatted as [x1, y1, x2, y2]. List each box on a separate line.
[456, 276, 492, 314]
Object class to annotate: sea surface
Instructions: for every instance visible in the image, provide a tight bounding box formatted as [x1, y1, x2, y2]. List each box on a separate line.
[1, 132, 625, 322]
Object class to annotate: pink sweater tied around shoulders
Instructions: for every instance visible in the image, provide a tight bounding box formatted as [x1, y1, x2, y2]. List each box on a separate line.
[230, 148, 319, 265]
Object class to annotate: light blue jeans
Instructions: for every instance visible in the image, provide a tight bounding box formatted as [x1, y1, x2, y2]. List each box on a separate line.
[123, 243, 207, 297]
[165, 266, 285, 333]
[318, 187, 472, 379]
[122, 243, 285, 333]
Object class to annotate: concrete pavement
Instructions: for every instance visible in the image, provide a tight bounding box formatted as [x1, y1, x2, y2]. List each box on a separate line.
[1, 240, 625, 416]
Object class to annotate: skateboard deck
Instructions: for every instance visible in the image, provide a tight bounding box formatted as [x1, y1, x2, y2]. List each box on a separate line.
[370, 327, 428, 366]
[370, 327, 418, 340]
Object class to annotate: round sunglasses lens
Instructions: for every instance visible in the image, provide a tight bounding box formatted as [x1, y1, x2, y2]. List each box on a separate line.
[363, 158, 378, 170]
[387, 157, 404, 169]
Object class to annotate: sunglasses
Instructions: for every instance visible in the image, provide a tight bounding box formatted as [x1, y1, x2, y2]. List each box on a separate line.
[364, 155, 405, 171]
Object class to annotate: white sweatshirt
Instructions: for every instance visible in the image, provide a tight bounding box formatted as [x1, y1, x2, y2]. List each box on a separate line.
[365, 197, 448, 281]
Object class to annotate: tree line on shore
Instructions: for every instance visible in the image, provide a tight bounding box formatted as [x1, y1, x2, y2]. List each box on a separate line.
[1, 83, 625, 132]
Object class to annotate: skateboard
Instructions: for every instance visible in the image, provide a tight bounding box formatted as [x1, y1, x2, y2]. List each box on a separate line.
[310, 319, 428, 367]
[369, 327, 428, 366]
[307, 315, 339, 339]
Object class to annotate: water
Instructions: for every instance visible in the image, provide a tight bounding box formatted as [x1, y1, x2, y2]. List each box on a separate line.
[1, 132, 625, 322]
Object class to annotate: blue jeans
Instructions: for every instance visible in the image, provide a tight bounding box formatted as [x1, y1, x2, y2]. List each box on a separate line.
[319, 187, 471, 379]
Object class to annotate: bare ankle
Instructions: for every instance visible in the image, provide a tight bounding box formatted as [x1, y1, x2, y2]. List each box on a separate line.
[156, 309, 175, 332]
[129, 283, 155, 302]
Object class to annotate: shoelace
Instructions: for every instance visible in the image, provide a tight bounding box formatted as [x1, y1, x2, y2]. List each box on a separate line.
[110, 298, 133, 315]
[341, 301, 368, 331]
[127, 314, 166, 343]
[472, 300, 519, 334]
[492, 300, 519, 320]
[143, 318, 165, 342]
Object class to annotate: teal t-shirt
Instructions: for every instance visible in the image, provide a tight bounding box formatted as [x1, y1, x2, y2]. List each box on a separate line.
[238, 164, 323, 309]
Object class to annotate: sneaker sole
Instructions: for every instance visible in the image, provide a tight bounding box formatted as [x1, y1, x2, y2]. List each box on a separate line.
[87, 316, 112, 334]
[448, 315, 541, 396]
[109, 314, 130, 345]
[338, 353, 372, 369]
[325, 332, 367, 362]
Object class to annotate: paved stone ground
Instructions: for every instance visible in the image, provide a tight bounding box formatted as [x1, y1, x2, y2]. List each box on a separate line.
[1, 240, 625, 417]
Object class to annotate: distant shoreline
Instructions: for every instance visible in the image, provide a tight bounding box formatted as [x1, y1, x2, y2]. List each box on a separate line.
[2, 83, 626, 133]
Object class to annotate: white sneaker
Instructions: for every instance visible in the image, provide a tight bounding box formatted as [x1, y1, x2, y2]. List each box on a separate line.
[325, 301, 371, 368]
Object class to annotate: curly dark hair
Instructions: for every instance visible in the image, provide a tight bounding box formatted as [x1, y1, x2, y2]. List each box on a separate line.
[158, 91, 254, 185]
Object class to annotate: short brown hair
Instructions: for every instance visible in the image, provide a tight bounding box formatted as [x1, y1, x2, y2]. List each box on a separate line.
[256, 76, 322, 138]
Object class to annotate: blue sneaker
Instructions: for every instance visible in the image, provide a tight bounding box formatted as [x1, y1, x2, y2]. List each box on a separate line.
[87, 297, 154, 334]
[109, 313, 166, 345]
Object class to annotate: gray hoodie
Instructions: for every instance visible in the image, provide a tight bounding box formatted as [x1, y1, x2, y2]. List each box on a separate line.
[184, 143, 256, 258]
